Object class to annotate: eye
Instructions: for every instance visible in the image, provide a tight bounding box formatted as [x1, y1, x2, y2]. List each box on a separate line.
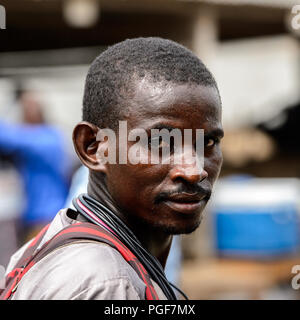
[148, 136, 176, 155]
[205, 137, 218, 148]
[149, 136, 169, 148]
[206, 138, 215, 147]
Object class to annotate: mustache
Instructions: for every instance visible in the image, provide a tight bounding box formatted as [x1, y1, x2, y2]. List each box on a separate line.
[154, 184, 212, 204]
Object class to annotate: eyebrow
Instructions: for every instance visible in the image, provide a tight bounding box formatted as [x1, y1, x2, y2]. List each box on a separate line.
[205, 128, 224, 138]
[149, 124, 177, 132]
[147, 123, 224, 138]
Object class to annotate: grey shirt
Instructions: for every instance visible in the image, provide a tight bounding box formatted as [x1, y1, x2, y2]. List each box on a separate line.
[6, 209, 167, 300]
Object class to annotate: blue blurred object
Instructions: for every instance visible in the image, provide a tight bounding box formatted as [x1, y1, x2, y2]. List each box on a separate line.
[0, 121, 70, 226]
[213, 178, 300, 259]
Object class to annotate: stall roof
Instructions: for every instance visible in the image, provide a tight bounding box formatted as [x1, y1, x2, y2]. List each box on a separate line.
[182, 0, 297, 9]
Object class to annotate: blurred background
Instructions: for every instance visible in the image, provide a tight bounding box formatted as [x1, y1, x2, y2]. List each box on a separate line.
[0, 0, 300, 300]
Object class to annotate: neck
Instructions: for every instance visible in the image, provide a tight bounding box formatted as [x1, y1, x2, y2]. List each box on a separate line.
[129, 222, 173, 268]
[87, 171, 172, 268]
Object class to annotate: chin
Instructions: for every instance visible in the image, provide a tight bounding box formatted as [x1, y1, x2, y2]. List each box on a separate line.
[129, 206, 204, 235]
[151, 216, 203, 235]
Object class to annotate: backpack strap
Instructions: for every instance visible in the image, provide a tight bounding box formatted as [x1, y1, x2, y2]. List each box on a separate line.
[0, 222, 159, 300]
[0, 223, 50, 300]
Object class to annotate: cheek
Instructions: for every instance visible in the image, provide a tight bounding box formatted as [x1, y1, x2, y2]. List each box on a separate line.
[205, 147, 223, 183]
[106, 164, 168, 207]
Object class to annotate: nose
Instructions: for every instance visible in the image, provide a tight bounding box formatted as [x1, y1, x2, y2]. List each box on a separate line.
[169, 165, 208, 184]
[169, 154, 208, 184]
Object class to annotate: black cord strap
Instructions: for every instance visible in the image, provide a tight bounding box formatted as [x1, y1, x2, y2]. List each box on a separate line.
[72, 194, 188, 300]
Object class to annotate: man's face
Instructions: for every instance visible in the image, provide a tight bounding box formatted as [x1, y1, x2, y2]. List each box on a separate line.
[104, 80, 223, 235]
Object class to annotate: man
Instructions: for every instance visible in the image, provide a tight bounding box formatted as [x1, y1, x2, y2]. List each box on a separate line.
[5, 37, 223, 300]
[0, 90, 71, 241]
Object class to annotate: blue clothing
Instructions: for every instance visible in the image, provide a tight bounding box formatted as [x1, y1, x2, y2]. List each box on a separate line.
[0, 121, 70, 225]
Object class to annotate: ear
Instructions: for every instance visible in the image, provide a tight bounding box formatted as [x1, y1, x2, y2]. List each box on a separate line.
[73, 121, 107, 173]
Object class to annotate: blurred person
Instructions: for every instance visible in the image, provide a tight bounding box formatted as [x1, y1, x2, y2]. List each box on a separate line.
[0, 90, 71, 243]
[1, 38, 223, 300]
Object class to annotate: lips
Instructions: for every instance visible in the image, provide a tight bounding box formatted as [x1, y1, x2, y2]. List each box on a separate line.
[162, 192, 208, 214]
[166, 192, 206, 203]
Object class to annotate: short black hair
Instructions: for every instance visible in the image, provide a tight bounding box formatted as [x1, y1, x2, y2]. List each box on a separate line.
[83, 37, 219, 129]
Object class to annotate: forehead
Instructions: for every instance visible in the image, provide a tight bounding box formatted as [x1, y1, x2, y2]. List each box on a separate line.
[125, 79, 222, 131]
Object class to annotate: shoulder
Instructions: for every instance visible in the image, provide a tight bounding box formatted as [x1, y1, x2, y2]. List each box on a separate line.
[52, 241, 141, 283]
[12, 241, 146, 300]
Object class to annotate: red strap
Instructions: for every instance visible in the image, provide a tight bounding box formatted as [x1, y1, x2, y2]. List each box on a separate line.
[0, 224, 50, 300]
[1, 268, 23, 300]
[54, 223, 159, 300]
[1, 222, 159, 300]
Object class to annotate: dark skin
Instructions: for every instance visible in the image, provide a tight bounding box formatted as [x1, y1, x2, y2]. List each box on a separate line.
[73, 79, 223, 268]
